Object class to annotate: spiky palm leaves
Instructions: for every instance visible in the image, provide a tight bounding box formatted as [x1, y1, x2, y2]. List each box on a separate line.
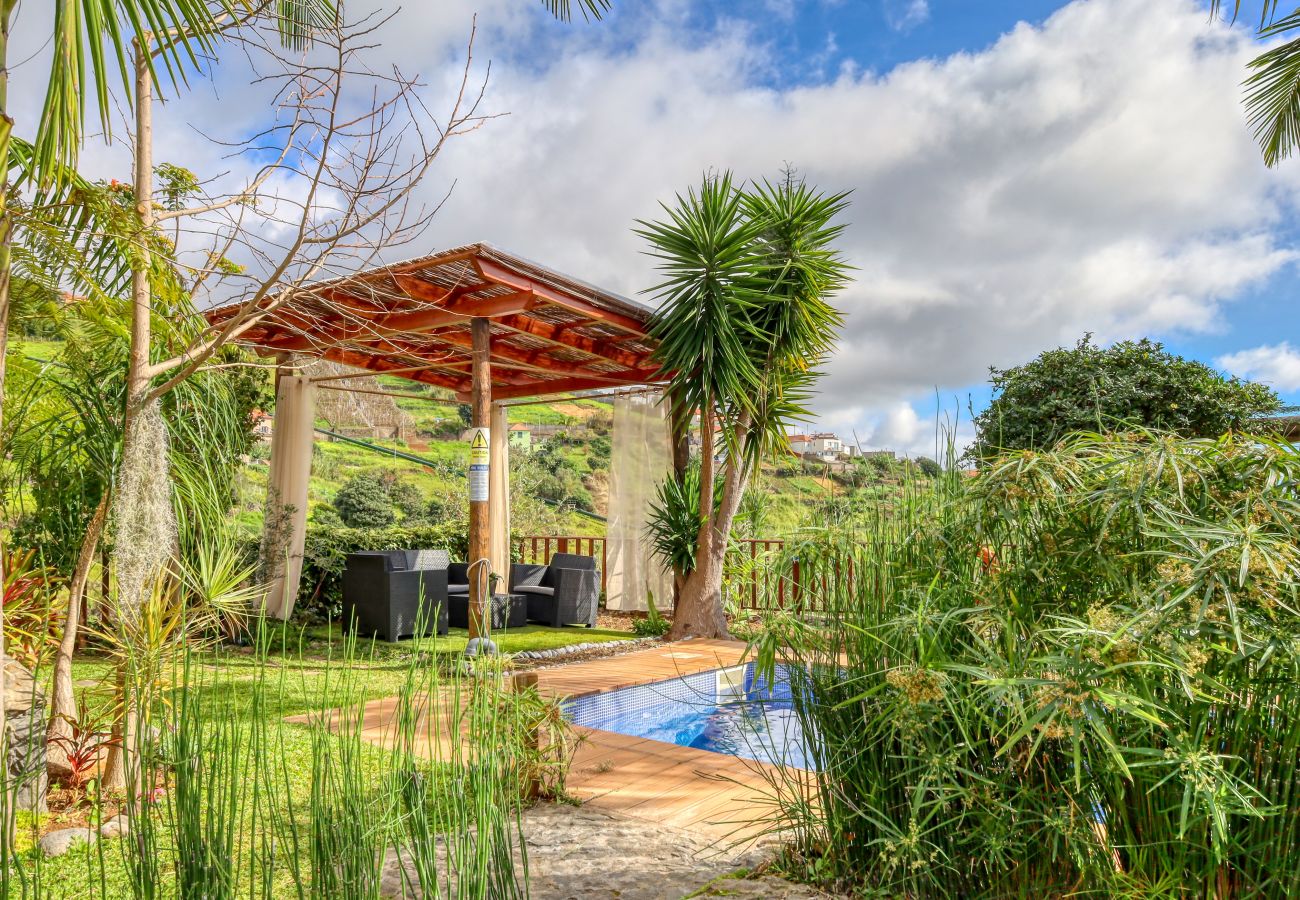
[1212, 2, 1300, 166]
[637, 171, 849, 636]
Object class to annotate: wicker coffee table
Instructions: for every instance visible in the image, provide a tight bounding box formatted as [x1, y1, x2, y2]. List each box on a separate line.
[447, 593, 527, 630]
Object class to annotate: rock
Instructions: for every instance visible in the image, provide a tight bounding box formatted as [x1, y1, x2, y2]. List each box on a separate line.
[99, 814, 130, 839]
[39, 827, 98, 857]
[3, 654, 47, 812]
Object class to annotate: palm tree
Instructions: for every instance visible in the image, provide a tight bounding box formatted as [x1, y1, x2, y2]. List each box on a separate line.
[1213, 2, 1300, 166]
[637, 173, 849, 639]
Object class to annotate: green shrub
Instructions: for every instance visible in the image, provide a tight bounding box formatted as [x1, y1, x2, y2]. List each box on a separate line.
[914, 455, 941, 477]
[969, 335, 1281, 460]
[384, 475, 427, 522]
[332, 473, 396, 528]
[294, 523, 470, 621]
[759, 430, 1300, 897]
[631, 592, 670, 637]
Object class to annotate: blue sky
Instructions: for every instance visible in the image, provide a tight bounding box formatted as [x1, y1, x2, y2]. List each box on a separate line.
[11, 0, 1298, 455]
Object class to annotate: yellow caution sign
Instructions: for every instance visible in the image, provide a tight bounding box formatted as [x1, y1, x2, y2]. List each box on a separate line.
[467, 427, 490, 501]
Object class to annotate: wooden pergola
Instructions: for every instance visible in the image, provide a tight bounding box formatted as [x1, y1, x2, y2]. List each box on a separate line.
[212, 243, 670, 638]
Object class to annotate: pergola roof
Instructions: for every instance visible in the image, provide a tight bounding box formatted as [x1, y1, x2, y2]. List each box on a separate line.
[211, 243, 665, 400]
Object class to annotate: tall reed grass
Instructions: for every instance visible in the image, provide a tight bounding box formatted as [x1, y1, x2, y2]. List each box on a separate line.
[758, 430, 1300, 898]
[1, 609, 555, 898]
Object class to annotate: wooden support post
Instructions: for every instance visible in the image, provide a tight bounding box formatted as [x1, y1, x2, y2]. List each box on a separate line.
[468, 317, 492, 640]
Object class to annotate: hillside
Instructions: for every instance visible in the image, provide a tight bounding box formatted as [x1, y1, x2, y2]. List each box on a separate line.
[238, 368, 927, 542]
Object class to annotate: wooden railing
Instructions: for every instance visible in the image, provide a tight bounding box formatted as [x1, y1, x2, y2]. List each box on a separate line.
[516, 535, 805, 609]
[514, 535, 609, 593]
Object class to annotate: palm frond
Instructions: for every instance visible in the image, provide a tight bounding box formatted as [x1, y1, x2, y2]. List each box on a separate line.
[1244, 9, 1300, 166]
[541, 0, 612, 23]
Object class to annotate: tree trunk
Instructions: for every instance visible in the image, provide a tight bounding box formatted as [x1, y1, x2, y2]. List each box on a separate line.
[102, 40, 155, 795]
[46, 496, 109, 776]
[99, 665, 133, 795]
[668, 420, 752, 641]
[0, 0, 14, 842]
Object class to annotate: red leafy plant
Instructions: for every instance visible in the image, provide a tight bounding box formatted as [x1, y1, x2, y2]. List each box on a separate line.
[49, 694, 117, 789]
[2, 545, 63, 668]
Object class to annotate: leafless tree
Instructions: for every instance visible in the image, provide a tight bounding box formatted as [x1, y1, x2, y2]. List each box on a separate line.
[53, 7, 495, 790]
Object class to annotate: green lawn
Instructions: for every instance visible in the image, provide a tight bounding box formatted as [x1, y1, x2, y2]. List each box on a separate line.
[280, 621, 633, 665]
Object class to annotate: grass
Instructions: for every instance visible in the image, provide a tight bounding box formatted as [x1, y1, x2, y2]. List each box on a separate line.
[16, 620, 632, 898]
[279, 622, 634, 664]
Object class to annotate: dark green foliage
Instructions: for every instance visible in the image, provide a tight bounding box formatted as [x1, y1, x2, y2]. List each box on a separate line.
[914, 456, 941, 478]
[970, 336, 1280, 460]
[586, 435, 611, 471]
[292, 523, 470, 622]
[384, 474, 427, 523]
[528, 441, 594, 512]
[631, 594, 670, 637]
[639, 171, 849, 465]
[332, 474, 397, 528]
[5, 333, 250, 574]
[456, 403, 473, 427]
[645, 461, 721, 576]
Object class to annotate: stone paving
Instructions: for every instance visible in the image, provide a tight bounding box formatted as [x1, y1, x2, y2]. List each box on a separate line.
[379, 802, 835, 899]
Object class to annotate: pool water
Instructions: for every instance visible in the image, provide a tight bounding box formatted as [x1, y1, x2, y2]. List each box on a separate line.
[563, 662, 814, 770]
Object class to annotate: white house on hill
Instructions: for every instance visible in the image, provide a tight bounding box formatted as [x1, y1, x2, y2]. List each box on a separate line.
[788, 432, 844, 461]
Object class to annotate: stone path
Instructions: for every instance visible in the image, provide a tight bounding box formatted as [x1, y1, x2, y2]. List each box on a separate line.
[379, 802, 835, 899]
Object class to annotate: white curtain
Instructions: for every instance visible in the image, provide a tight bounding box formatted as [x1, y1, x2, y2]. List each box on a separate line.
[263, 374, 315, 620]
[489, 402, 511, 587]
[605, 390, 674, 611]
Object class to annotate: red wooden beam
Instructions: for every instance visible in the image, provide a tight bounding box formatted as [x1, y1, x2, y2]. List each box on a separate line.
[493, 314, 645, 369]
[375, 289, 536, 334]
[404, 327, 637, 379]
[475, 258, 648, 334]
[393, 273, 491, 305]
[484, 369, 666, 401]
[316, 347, 470, 393]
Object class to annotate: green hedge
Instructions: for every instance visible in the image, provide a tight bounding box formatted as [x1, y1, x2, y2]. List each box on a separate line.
[295, 523, 470, 622]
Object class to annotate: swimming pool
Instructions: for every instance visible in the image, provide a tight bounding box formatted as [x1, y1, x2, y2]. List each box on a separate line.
[563, 662, 814, 770]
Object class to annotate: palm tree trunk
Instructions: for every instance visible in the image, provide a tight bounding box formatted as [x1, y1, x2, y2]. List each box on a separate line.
[46, 495, 109, 775]
[669, 416, 751, 640]
[102, 39, 155, 795]
[0, 0, 17, 843]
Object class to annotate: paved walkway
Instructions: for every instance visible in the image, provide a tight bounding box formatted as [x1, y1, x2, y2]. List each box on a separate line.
[379, 802, 832, 899]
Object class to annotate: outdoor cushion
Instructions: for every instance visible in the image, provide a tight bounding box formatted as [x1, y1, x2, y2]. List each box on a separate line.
[446, 583, 470, 595]
[514, 585, 555, 597]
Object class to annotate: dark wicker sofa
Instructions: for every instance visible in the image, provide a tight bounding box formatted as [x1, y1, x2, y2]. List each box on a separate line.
[341, 549, 450, 642]
[509, 552, 599, 628]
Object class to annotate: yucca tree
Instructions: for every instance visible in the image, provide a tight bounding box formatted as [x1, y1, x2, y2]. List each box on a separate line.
[1213, 2, 1300, 165]
[638, 172, 848, 638]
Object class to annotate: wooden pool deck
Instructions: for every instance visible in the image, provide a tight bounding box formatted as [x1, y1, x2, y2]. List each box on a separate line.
[311, 638, 807, 848]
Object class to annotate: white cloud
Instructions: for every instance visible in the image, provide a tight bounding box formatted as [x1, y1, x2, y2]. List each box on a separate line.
[883, 0, 930, 32]
[1217, 343, 1300, 391]
[8, 0, 1299, 444]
